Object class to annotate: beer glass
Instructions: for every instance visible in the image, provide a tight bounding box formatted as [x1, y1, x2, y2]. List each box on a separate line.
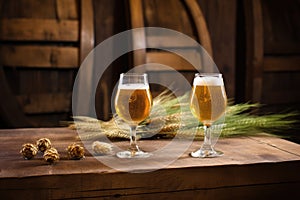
[114, 73, 152, 158]
[190, 73, 227, 158]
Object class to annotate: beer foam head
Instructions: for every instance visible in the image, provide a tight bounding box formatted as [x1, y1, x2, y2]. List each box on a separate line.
[118, 83, 149, 90]
[193, 76, 223, 86]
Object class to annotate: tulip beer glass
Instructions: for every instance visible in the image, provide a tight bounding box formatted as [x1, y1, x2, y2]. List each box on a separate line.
[114, 73, 152, 158]
[190, 73, 227, 158]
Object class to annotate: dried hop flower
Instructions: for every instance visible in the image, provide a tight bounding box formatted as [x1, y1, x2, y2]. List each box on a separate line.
[20, 143, 38, 159]
[36, 138, 52, 152]
[43, 147, 60, 164]
[67, 143, 85, 160]
[92, 141, 113, 155]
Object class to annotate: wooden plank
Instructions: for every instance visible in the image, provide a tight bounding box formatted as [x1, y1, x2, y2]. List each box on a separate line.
[184, 0, 213, 57]
[263, 56, 300, 72]
[26, 113, 71, 127]
[261, 72, 300, 104]
[16, 92, 72, 114]
[79, 0, 94, 63]
[0, 67, 33, 127]
[261, 0, 300, 55]
[0, 18, 78, 41]
[261, 89, 300, 104]
[0, 128, 300, 175]
[6, 68, 75, 95]
[129, 0, 147, 67]
[55, 0, 78, 20]
[1, 167, 300, 199]
[148, 71, 195, 97]
[197, 0, 237, 98]
[1, 45, 79, 68]
[0, 0, 78, 19]
[146, 35, 200, 48]
[264, 43, 300, 55]
[0, 128, 300, 199]
[0, 0, 56, 19]
[73, 0, 95, 117]
[143, 0, 197, 40]
[244, 0, 264, 103]
[146, 51, 200, 71]
[93, 0, 128, 121]
[248, 136, 300, 157]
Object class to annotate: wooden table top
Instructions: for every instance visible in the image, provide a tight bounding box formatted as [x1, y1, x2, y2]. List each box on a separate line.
[1, 128, 300, 199]
[1, 127, 300, 176]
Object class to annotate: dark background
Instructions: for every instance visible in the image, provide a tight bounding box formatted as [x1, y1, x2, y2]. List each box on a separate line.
[0, 0, 299, 140]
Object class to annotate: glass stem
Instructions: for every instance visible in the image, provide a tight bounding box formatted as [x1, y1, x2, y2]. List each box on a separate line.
[129, 125, 140, 152]
[202, 125, 213, 151]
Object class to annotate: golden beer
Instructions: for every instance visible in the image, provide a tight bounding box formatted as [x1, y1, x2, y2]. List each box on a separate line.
[114, 73, 152, 158]
[190, 79, 227, 126]
[189, 73, 227, 158]
[115, 87, 152, 125]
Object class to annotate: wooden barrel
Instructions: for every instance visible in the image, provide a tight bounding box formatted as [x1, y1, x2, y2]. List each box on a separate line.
[127, 0, 212, 97]
[0, 0, 94, 127]
[0, 0, 231, 128]
[0, 0, 220, 127]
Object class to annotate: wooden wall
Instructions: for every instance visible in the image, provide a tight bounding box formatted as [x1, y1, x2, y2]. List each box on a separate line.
[93, 0, 237, 97]
[259, 0, 300, 112]
[93, 0, 238, 121]
[0, 0, 299, 128]
[198, 0, 237, 99]
[93, 0, 129, 120]
[237, 0, 300, 113]
[0, 0, 79, 127]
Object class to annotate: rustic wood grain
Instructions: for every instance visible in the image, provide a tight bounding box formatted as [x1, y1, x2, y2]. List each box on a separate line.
[129, 0, 147, 68]
[16, 92, 72, 114]
[242, 0, 300, 116]
[184, 0, 212, 57]
[261, 0, 300, 55]
[0, 67, 33, 127]
[73, 0, 95, 117]
[261, 72, 300, 106]
[0, 0, 77, 19]
[55, 0, 78, 20]
[93, 0, 129, 121]
[0, 18, 78, 41]
[1, 45, 78, 68]
[0, 128, 300, 199]
[143, 0, 197, 39]
[79, 0, 94, 63]
[146, 51, 200, 71]
[263, 56, 300, 72]
[0, 0, 85, 127]
[128, 0, 213, 99]
[0, 0, 54, 18]
[197, 0, 237, 98]
[244, 0, 264, 103]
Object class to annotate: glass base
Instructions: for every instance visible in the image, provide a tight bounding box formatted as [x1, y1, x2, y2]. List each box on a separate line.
[190, 149, 223, 158]
[116, 150, 152, 158]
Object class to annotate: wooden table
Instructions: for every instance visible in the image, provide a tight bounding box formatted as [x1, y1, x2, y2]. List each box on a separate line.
[1, 128, 300, 199]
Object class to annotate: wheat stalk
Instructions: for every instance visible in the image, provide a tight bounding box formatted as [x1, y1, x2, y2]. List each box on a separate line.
[68, 91, 298, 140]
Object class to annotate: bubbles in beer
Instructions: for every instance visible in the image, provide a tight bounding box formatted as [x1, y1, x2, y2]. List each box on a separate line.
[115, 88, 152, 125]
[190, 75, 227, 125]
